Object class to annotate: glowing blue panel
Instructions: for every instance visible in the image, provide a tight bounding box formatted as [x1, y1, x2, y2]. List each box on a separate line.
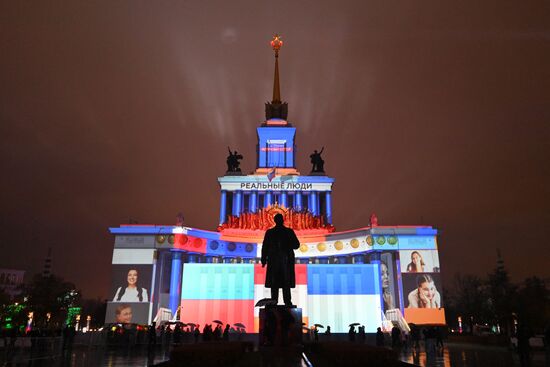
[181, 264, 254, 300]
[394, 235, 437, 250]
[307, 294, 382, 333]
[307, 265, 380, 295]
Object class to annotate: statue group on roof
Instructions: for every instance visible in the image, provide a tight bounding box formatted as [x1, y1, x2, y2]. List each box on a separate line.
[226, 147, 243, 173]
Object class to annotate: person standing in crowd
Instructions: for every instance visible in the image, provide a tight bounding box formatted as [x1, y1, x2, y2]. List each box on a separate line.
[376, 327, 385, 347]
[391, 325, 401, 348]
[214, 324, 222, 340]
[348, 325, 356, 342]
[193, 325, 200, 343]
[435, 327, 444, 349]
[148, 322, 157, 349]
[173, 324, 182, 344]
[358, 325, 366, 343]
[223, 324, 230, 341]
[324, 326, 331, 340]
[517, 322, 532, 367]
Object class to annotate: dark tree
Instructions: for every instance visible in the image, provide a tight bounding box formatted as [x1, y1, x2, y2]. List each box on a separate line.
[487, 265, 517, 336]
[516, 277, 549, 333]
[447, 273, 491, 333]
[22, 274, 81, 327]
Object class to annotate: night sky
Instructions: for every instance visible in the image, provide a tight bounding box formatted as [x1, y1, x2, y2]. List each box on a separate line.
[1, 1, 549, 299]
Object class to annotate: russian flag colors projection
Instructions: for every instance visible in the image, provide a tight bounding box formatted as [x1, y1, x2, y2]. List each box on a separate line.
[180, 264, 255, 330]
[306, 265, 382, 333]
[180, 263, 387, 333]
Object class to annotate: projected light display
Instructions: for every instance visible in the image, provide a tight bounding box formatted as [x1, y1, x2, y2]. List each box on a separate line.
[106, 36, 445, 329]
[179, 264, 382, 333]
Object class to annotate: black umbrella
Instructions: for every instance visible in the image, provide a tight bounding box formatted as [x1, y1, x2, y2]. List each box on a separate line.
[233, 323, 246, 329]
[314, 324, 324, 328]
[349, 323, 360, 327]
[212, 320, 223, 325]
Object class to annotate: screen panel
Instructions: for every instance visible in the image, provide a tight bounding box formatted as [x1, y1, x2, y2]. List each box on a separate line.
[399, 250, 440, 273]
[307, 295, 381, 333]
[181, 264, 254, 300]
[110, 265, 153, 303]
[105, 302, 151, 324]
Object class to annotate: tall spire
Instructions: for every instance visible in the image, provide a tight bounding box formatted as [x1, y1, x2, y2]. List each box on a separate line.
[271, 34, 283, 103]
[265, 34, 288, 122]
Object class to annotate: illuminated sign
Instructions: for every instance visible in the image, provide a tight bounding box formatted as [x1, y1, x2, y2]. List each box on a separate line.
[219, 181, 333, 192]
[260, 147, 293, 152]
[240, 182, 313, 190]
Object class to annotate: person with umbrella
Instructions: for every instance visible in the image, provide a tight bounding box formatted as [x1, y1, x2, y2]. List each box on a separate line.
[348, 323, 358, 342]
[261, 213, 300, 305]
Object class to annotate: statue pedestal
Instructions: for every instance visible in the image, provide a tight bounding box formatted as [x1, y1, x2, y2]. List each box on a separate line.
[259, 306, 302, 347]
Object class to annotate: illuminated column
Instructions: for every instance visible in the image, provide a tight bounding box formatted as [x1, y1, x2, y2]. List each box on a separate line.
[169, 251, 183, 315]
[318, 257, 329, 264]
[232, 191, 242, 216]
[294, 192, 302, 210]
[187, 254, 199, 263]
[369, 252, 384, 317]
[265, 192, 272, 207]
[334, 256, 347, 264]
[219, 191, 227, 224]
[250, 192, 258, 213]
[223, 257, 234, 264]
[353, 255, 365, 264]
[317, 192, 321, 217]
[325, 192, 332, 224]
[309, 192, 318, 215]
[280, 192, 288, 208]
[204, 255, 215, 263]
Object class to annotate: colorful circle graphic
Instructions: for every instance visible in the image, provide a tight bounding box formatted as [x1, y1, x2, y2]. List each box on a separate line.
[168, 235, 175, 245]
[299, 244, 308, 253]
[334, 241, 344, 251]
[366, 235, 373, 246]
[388, 236, 398, 245]
[156, 235, 166, 244]
[376, 236, 386, 245]
[317, 243, 326, 252]
[193, 238, 202, 248]
[350, 239, 360, 248]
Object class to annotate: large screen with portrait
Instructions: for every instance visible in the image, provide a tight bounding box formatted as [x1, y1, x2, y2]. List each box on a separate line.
[399, 250, 440, 274]
[106, 249, 155, 324]
[105, 302, 151, 324]
[179, 263, 382, 333]
[400, 248, 445, 325]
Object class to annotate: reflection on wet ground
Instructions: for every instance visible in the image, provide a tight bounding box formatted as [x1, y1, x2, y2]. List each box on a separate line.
[1, 343, 548, 366]
[398, 342, 547, 367]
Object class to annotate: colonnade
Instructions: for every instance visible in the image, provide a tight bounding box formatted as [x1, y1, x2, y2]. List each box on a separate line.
[219, 190, 332, 225]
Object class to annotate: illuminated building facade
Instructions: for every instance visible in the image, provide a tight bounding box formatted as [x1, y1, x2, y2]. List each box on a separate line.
[106, 36, 445, 332]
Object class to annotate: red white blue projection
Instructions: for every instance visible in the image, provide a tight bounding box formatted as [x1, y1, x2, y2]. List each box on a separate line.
[107, 36, 445, 331]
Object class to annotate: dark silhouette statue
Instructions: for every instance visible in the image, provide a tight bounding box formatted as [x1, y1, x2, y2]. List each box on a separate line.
[226, 147, 243, 172]
[261, 213, 300, 305]
[310, 147, 325, 173]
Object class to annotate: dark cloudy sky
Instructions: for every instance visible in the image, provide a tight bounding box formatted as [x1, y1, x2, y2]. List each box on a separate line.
[1, 1, 549, 299]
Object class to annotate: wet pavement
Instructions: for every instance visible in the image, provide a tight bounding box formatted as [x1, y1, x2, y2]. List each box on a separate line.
[398, 342, 548, 367]
[1, 342, 548, 366]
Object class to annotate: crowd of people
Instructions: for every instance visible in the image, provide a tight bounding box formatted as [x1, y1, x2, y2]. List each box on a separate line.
[144, 322, 246, 347]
